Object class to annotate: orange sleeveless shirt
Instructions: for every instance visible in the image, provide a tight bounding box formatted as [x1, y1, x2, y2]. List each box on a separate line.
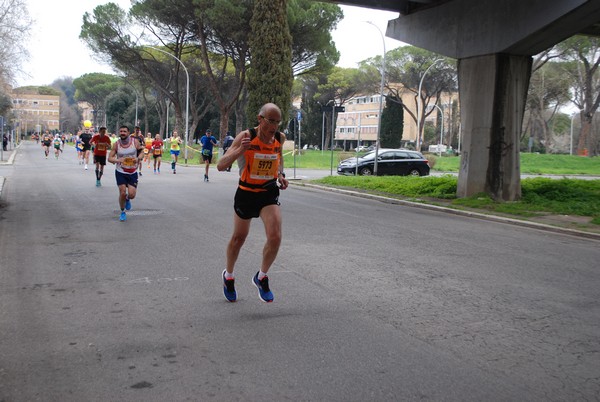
[238, 129, 282, 192]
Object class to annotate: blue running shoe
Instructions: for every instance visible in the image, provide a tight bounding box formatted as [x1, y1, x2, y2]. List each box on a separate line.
[96, 179, 101, 187]
[252, 272, 273, 303]
[119, 211, 127, 222]
[222, 270, 237, 302]
[125, 197, 131, 211]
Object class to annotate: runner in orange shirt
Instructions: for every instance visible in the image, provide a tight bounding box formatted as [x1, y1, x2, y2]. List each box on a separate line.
[90, 126, 113, 187]
[144, 133, 153, 168]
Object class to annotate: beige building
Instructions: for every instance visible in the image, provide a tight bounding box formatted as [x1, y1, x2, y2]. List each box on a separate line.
[10, 89, 60, 134]
[335, 85, 458, 149]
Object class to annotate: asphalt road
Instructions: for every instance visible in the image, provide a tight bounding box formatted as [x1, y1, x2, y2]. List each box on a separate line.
[1, 142, 599, 401]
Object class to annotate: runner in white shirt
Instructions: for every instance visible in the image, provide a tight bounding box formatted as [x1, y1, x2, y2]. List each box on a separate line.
[108, 125, 144, 222]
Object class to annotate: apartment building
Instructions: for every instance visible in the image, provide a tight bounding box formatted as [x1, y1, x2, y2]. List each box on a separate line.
[10, 89, 60, 134]
[334, 86, 457, 150]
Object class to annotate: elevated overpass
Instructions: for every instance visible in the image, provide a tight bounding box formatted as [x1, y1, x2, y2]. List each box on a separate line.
[322, 0, 600, 200]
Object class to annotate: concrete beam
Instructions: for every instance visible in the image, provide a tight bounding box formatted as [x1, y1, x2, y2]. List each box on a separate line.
[324, 0, 436, 14]
[386, 0, 600, 58]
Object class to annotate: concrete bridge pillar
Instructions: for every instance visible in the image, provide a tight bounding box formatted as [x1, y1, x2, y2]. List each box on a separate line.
[369, 0, 600, 201]
[457, 54, 531, 200]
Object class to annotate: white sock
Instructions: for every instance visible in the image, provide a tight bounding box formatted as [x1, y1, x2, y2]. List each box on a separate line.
[224, 271, 234, 280]
[258, 271, 267, 280]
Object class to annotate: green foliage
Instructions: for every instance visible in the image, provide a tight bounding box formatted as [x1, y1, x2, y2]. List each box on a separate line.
[520, 178, 600, 215]
[287, 0, 342, 75]
[0, 91, 11, 116]
[247, 0, 294, 123]
[380, 94, 403, 148]
[453, 178, 600, 218]
[430, 154, 600, 175]
[315, 175, 458, 199]
[80, 2, 131, 56]
[73, 73, 124, 113]
[423, 123, 437, 145]
[16, 86, 61, 96]
[550, 113, 571, 136]
[316, 66, 361, 104]
[425, 154, 436, 168]
[312, 174, 600, 221]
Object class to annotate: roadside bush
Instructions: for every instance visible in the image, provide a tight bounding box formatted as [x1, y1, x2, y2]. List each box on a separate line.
[426, 154, 437, 169]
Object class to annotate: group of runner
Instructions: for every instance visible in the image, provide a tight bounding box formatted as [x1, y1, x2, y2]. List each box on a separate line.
[40, 130, 63, 159]
[36, 103, 287, 303]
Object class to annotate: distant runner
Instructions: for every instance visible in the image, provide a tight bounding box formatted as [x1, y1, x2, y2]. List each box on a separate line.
[79, 129, 93, 170]
[151, 134, 164, 174]
[169, 131, 182, 174]
[90, 127, 113, 187]
[53, 135, 62, 159]
[200, 129, 218, 182]
[41, 130, 52, 159]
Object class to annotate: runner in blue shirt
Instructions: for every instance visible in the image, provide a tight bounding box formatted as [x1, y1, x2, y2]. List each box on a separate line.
[200, 129, 218, 182]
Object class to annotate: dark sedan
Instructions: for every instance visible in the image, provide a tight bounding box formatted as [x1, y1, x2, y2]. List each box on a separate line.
[337, 149, 430, 176]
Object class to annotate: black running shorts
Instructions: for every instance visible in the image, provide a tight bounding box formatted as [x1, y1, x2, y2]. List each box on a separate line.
[234, 186, 280, 219]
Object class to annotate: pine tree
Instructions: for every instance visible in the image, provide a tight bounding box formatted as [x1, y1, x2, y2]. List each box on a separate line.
[247, 0, 293, 125]
[380, 95, 404, 148]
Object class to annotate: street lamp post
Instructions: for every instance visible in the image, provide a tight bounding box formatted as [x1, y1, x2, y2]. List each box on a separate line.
[330, 103, 335, 175]
[318, 100, 333, 155]
[366, 21, 386, 175]
[321, 105, 325, 154]
[148, 47, 189, 163]
[416, 58, 444, 151]
[570, 112, 577, 156]
[432, 104, 444, 156]
[0, 115, 4, 161]
[166, 100, 170, 139]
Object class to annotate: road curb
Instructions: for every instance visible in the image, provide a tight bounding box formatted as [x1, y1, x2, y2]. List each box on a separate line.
[0, 143, 20, 200]
[292, 182, 600, 241]
[0, 143, 19, 165]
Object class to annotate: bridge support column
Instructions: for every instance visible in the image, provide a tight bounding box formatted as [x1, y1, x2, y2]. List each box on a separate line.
[457, 53, 531, 201]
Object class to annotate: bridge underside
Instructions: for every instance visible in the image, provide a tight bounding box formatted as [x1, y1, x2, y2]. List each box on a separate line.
[324, 0, 600, 200]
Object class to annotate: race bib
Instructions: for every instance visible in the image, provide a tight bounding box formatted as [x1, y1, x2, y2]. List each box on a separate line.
[153, 149, 162, 155]
[122, 157, 137, 167]
[143, 148, 149, 154]
[250, 153, 278, 180]
[96, 143, 107, 151]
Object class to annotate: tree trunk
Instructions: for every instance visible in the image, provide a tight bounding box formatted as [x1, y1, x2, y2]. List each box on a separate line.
[577, 113, 592, 156]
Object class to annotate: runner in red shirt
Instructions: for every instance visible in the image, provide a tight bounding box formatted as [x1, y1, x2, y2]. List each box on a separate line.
[151, 134, 164, 174]
[90, 127, 113, 187]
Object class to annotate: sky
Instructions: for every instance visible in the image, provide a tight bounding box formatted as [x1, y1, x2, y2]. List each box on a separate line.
[15, 1, 404, 87]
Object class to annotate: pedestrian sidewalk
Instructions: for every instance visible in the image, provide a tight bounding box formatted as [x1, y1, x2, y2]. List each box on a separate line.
[0, 144, 18, 165]
[0, 144, 19, 200]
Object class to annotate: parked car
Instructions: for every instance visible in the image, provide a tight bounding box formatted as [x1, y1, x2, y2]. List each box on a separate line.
[337, 148, 430, 176]
[354, 145, 369, 152]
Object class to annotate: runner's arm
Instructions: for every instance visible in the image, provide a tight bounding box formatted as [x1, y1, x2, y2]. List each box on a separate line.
[108, 142, 119, 164]
[217, 130, 249, 171]
[277, 132, 288, 190]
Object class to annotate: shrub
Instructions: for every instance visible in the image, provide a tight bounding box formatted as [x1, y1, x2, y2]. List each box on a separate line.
[426, 154, 437, 169]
